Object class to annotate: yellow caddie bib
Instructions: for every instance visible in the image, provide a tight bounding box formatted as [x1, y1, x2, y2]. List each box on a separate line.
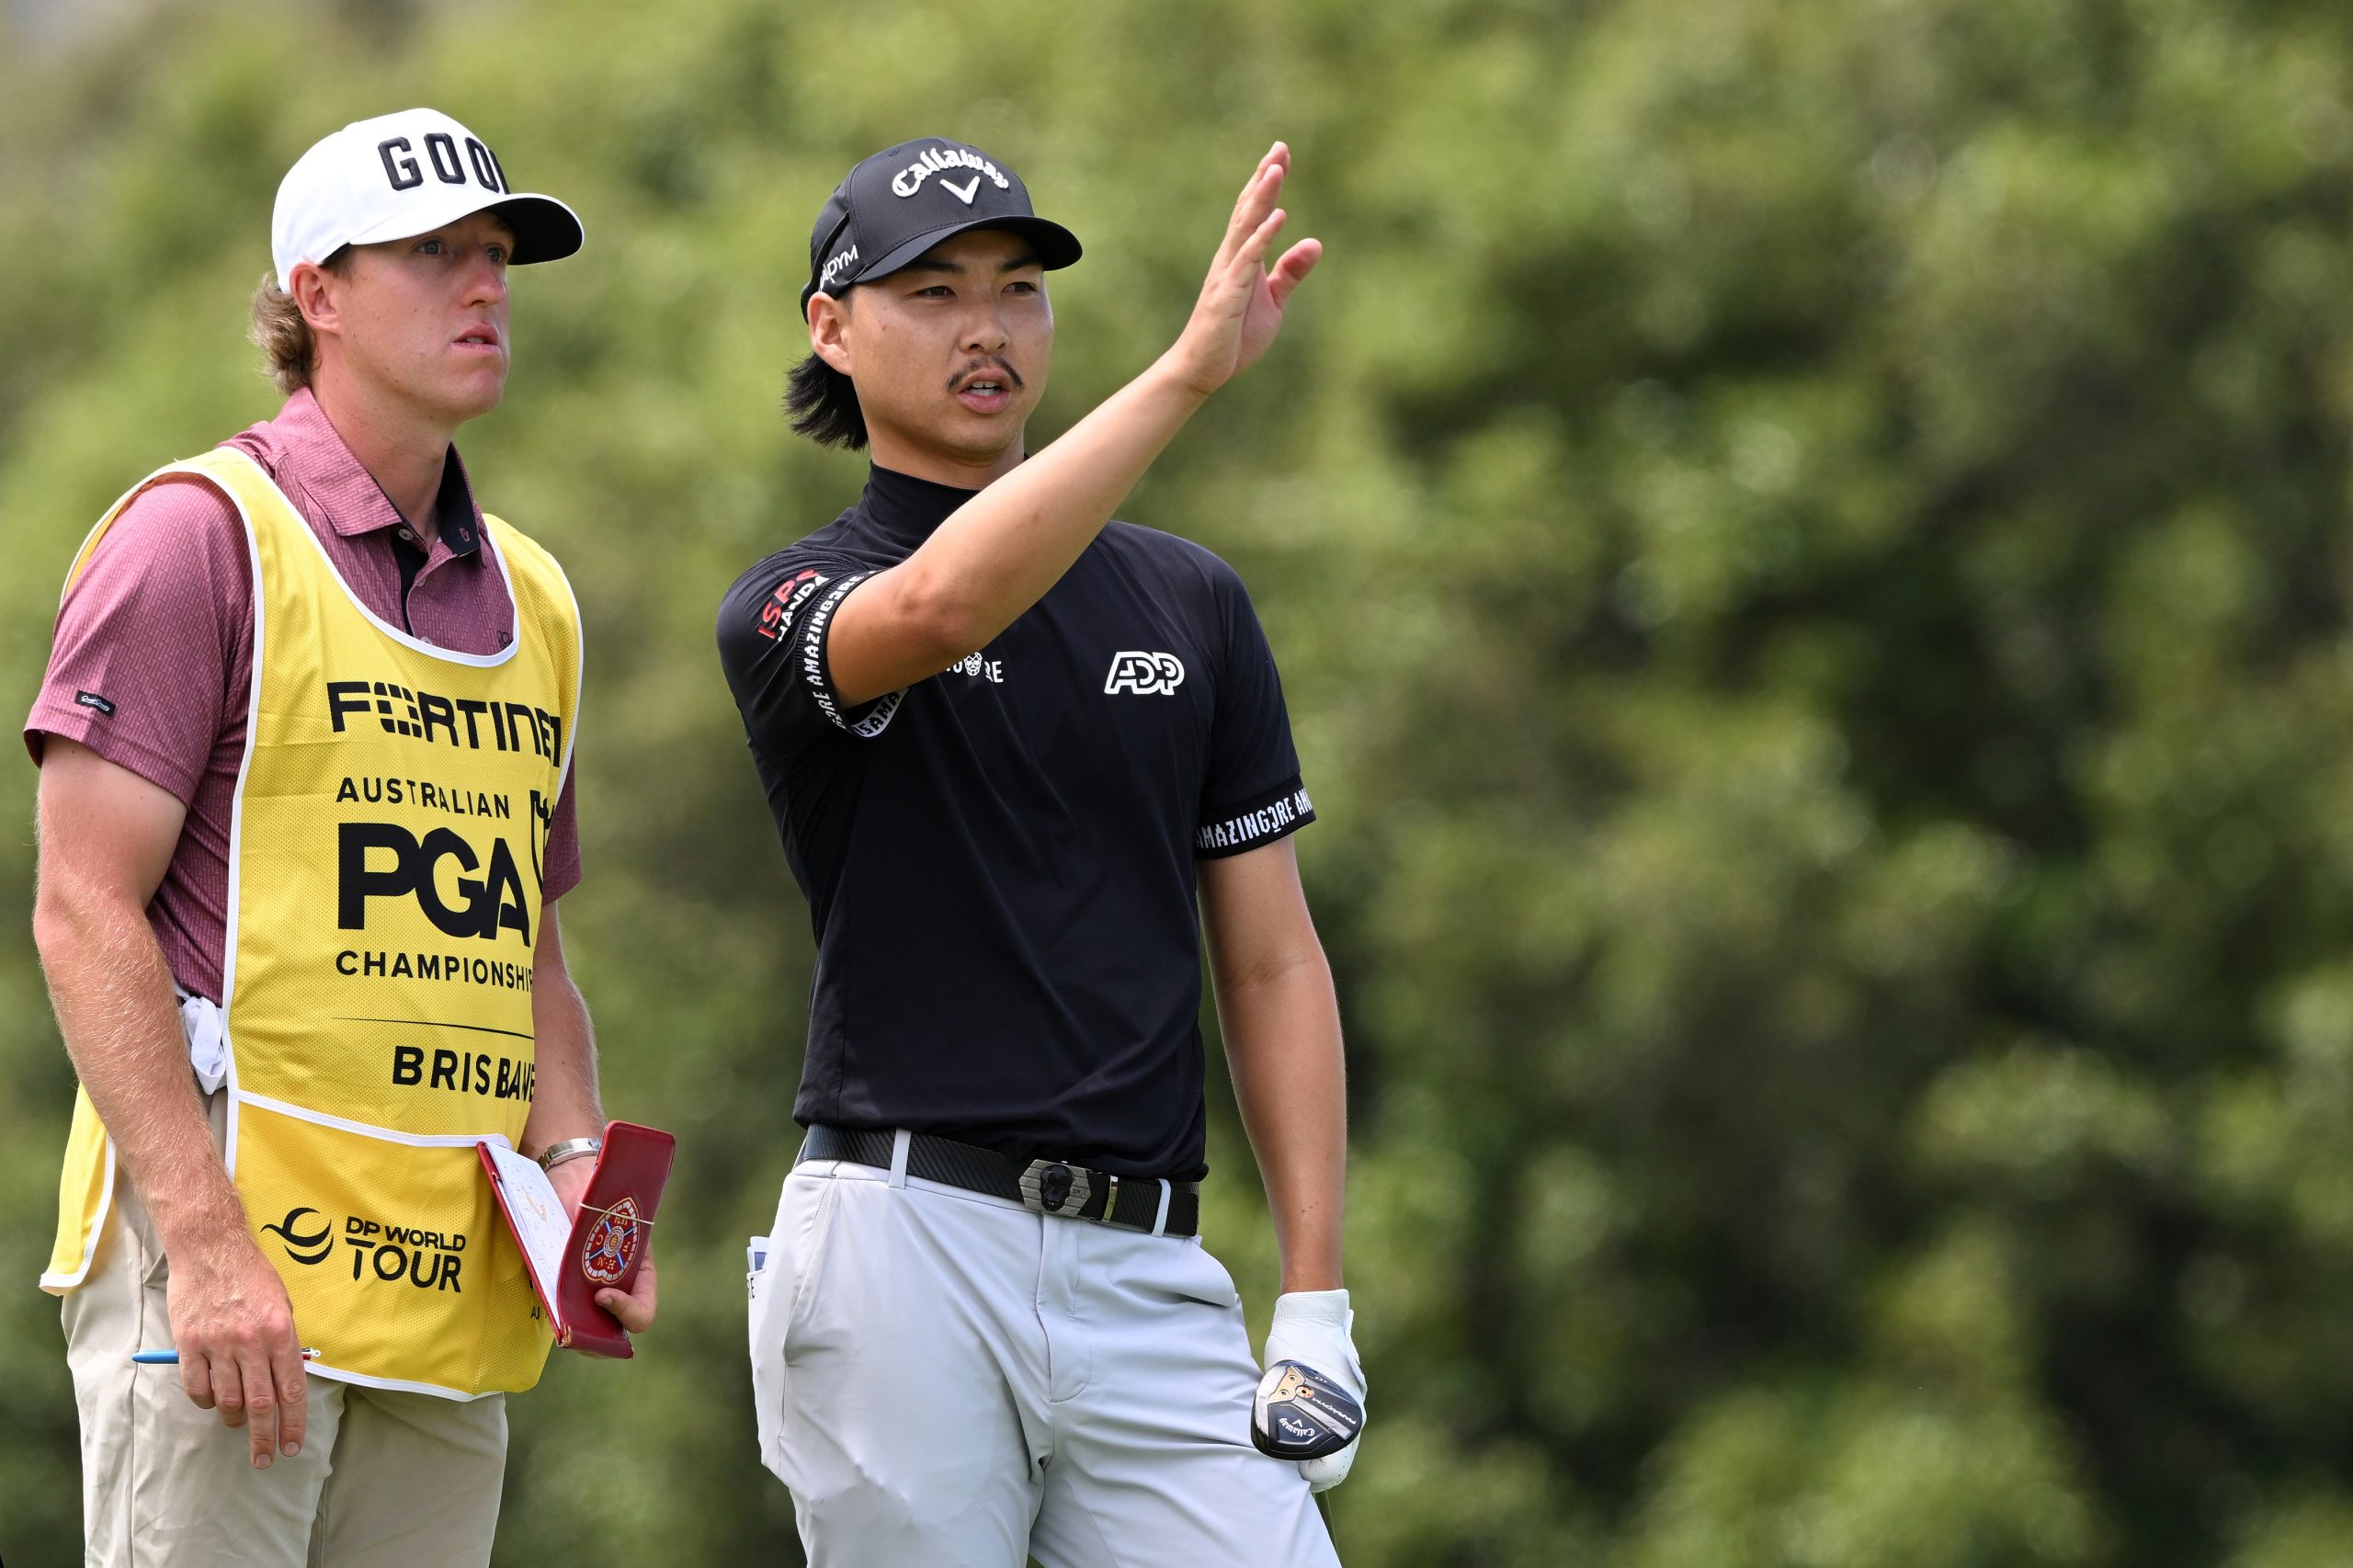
[43, 448, 582, 1400]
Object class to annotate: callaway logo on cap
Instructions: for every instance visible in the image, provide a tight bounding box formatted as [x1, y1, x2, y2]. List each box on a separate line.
[272, 108, 584, 288]
[801, 136, 1082, 313]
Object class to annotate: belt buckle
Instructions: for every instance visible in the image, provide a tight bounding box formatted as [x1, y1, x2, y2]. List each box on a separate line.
[1019, 1159, 1095, 1219]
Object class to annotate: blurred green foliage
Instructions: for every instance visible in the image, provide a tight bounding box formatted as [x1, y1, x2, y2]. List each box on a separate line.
[8, 0, 2353, 1562]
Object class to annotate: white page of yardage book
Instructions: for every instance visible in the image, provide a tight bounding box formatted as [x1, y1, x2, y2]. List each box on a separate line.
[483, 1142, 574, 1325]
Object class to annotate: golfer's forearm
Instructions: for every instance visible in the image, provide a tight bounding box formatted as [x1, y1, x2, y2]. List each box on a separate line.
[1221, 960, 1347, 1294]
[522, 926, 603, 1155]
[849, 361, 1211, 683]
[34, 887, 244, 1254]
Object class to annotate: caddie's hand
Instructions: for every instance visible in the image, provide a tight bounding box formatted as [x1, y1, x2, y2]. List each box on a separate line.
[1165, 142, 1323, 398]
[596, 1250, 659, 1335]
[166, 1233, 308, 1470]
[547, 1148, 597, 1222]
[1264, 1289, 1366, 1493]
[546, 1153, 659, 1335]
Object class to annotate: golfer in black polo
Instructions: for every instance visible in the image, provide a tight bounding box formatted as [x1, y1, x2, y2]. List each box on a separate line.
[719, 138, 1355, 1566]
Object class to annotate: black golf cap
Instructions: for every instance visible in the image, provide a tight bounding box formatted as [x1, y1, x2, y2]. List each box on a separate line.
[801, 137, 1083, 314]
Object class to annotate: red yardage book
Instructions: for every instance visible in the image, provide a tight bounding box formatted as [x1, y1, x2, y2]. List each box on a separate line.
[478, 1120, 676, 1358]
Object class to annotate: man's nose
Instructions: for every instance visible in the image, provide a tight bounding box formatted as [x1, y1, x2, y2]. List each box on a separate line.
[464, 246, 509, 308]
[960, 302, 1008, 356]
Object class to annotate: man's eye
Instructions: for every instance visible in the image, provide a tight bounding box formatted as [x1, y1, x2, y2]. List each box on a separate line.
[487, 245, 509, 265]
[1007, 281, 1039, 294]
[416, 239, 445, 256]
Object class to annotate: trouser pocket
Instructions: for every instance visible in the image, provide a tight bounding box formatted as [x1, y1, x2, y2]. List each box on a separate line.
[746, 1168, 836, 1480]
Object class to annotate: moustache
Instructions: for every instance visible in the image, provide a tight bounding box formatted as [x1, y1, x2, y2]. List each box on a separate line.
[948, 358, 1025, 392]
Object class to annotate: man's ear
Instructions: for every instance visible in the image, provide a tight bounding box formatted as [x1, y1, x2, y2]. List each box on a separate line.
[807, 290, 854, 376]
[291, 258, 344, 341]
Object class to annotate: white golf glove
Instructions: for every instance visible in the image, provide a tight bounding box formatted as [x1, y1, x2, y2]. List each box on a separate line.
[1262, 1289, 1366, 1492]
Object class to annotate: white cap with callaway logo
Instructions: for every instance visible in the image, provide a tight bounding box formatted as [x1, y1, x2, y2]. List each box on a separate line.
[271, 107, 584, 289]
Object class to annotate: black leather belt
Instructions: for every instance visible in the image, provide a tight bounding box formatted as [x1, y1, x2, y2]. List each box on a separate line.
[798, 1125, 1200, 1238]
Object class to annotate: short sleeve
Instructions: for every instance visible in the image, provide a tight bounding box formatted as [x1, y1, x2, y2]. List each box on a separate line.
[540, 768, 582, 903]
[1194, 566, 1315, 858]
[23, 474, 250, 801]
[716, 552, 905, 756]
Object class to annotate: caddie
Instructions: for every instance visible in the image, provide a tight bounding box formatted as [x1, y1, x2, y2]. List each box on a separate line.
[720, 137, 1358, 1564]
[27, 108, 654, 1567]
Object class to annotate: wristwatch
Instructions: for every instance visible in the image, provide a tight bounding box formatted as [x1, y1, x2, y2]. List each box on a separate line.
[536, 1136, 603, 1172]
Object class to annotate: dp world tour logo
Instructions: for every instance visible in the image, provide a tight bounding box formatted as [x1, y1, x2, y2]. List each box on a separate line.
[580, 1197, 641, 1287]
[262, 1206, 334, 1266]
[1105, 651, 1185, 697]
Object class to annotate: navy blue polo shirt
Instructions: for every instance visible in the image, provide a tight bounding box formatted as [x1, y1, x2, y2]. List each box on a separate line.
[716, 464, 1314, 1180]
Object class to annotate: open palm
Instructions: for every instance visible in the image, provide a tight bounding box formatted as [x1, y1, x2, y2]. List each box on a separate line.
[1169, 143, 1324, 395]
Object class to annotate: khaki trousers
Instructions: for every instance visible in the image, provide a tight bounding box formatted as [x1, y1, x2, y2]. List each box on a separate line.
[62, 1097, 506, 1568]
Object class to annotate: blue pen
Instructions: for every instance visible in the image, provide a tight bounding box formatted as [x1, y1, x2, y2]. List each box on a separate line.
[133, 1347, 322, 1365]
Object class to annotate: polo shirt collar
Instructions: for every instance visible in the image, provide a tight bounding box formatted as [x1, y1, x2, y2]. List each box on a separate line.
[267, 388, 483, 557]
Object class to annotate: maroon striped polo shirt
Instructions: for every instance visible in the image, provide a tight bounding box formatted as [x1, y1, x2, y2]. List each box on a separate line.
[24, 388, 583, 1004]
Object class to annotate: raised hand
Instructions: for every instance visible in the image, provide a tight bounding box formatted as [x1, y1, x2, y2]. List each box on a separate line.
[1165, 143, 1324, 397]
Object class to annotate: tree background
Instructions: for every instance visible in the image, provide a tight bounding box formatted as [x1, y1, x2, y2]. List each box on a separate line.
[7, 0, 2353, 1562]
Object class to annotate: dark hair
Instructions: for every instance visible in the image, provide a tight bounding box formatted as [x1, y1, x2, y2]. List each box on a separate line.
[784, 353, 868, 449]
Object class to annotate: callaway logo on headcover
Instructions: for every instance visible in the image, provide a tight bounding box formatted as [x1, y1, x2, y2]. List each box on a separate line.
[892, 144, 1012, 200]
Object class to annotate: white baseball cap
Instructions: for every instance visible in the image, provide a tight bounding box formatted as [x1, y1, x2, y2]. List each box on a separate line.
[271, 108, 583, 288]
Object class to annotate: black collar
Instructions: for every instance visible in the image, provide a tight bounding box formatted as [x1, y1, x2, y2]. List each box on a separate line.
[858, 463, 981, 550]
[433, 448, 483, 556]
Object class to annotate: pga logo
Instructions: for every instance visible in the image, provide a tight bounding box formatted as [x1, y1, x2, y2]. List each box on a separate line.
[1105, 651, 1185, 697]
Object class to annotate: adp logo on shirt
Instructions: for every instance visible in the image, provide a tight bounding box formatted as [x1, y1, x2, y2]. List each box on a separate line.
[1105, 651, 1185, 697]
